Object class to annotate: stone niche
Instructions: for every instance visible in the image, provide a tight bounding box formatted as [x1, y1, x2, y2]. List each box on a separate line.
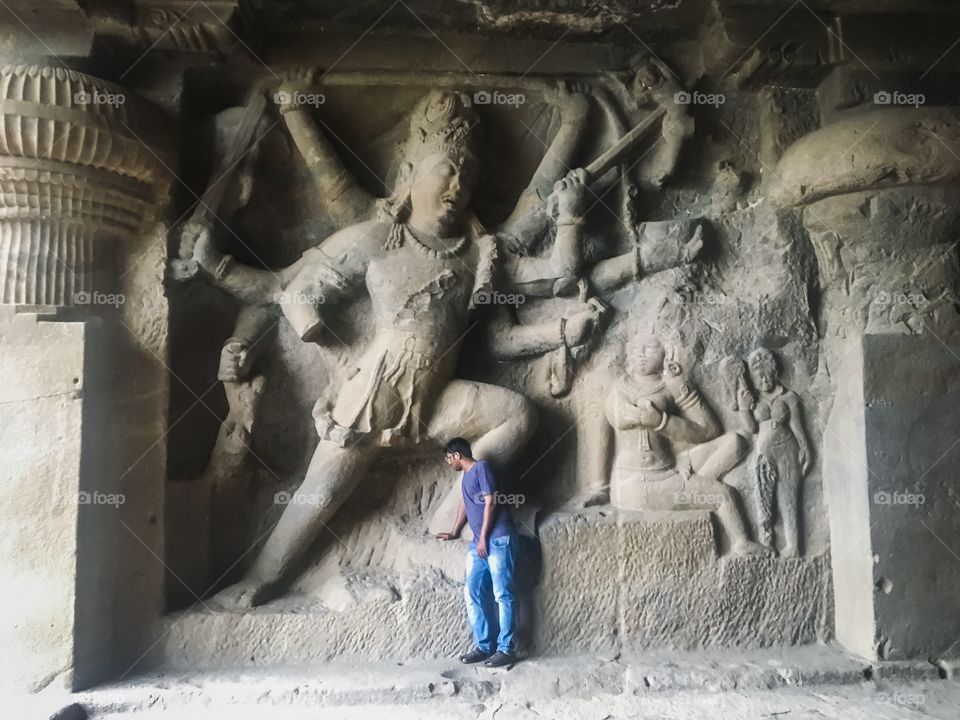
[4, 0, 960, 692]
[160, 40, 835, 669]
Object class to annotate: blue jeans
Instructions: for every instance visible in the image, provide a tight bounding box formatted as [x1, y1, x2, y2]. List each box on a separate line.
[464, 533, 516, 655]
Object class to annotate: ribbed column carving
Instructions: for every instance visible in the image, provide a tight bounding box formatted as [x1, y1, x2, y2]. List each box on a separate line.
[0, 65, 169, 310]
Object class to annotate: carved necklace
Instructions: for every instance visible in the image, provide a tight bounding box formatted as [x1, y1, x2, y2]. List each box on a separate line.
[621, 372, 665, 398]
[404, 224, 468, 259]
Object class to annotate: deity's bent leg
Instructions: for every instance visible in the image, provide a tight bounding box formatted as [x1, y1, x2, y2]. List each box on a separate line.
[425, 380, 538, 535]
[676, 473, 768, 557]
[213, 438, 371, 609]
[686, 431, 749, 482]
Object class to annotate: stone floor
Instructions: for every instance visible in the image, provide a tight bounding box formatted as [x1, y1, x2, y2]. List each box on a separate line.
[88, 683, 960, 719]
[14, 645, 960, 719]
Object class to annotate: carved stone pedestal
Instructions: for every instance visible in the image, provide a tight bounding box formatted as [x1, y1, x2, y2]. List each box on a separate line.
[536, 509, 832, 655]
[155, 555, 467, 669]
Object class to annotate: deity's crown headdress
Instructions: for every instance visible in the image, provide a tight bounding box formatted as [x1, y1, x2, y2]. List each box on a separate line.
[748, 347, 777, 372]
[403, 90, 479, 168]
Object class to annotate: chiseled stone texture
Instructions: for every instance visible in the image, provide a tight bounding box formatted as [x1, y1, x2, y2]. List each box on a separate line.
[536, 509, 832, 654]
[158, 501, 831, 670]
[156, 568, 467, 669]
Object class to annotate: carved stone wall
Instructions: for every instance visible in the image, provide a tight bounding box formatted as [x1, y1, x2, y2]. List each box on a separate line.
[2, 0, 960, 691]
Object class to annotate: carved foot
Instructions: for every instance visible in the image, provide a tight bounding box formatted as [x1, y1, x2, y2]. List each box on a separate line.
[731, 540, 772, 557]
[682, 223, 704, 262]
[211, 578, 276, 610]
[780, 544, 799, 559]
[578, 488, 610, 508]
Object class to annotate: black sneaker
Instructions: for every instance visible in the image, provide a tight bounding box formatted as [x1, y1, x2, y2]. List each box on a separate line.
[460, 647, 492, 664]
[483, 651, 516, 668]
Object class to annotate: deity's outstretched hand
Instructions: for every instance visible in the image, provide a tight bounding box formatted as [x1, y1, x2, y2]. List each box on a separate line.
[562, 284, 608, 349]
[274, 67, 318, 111]
[186, 222, 224, 276]
[543, 79, 591, 125]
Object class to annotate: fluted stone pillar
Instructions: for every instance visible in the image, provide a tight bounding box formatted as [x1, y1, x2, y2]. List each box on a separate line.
[0, 64, 169, 310]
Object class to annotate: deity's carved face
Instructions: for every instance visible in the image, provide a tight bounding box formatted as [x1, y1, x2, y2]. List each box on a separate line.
[748, 349, 779, 393]
[750, 367, 777, 393]
[628, 334, 666, 377]
[408, 151, 477, 228]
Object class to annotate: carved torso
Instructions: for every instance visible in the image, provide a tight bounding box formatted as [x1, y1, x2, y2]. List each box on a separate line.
[608, 374, 680, 483]
[753, 387, 796, 451]
[318, 224, 498, 446]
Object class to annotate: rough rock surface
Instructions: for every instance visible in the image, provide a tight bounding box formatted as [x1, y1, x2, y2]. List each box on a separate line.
[16, 647, 960, 719]
[537, 509, 832, 654]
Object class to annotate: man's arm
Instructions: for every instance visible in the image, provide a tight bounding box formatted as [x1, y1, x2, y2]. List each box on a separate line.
[435, 498, 468, 540]
[475, 462, 500, 559]
[477, 495, 496, 559]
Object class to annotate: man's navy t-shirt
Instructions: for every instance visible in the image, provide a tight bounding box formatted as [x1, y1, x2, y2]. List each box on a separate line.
[462, 460, 514, 540]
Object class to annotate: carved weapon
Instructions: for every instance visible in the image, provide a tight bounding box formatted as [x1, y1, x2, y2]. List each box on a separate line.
[169, 94, 268, 282]
[582, 105, 666, 182]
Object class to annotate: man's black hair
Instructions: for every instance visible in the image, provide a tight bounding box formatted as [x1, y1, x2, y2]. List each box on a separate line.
[444, 437, 473, 458]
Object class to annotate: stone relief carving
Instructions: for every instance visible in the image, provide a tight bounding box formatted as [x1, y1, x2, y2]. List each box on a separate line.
[174, 100, 275, 579]
[9, 0, 960, 683]
[604, 333, 767, 556]
[149, 44, 841, 662]
[735, 347, 811, 558]
[174, 56, 724, 606]
[184, 83, 617, 607]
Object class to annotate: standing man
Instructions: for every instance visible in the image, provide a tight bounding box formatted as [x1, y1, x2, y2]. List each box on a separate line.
[435, 438, 518, 668]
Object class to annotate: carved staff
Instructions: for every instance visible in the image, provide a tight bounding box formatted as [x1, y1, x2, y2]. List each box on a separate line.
[195, 94, 267, 225]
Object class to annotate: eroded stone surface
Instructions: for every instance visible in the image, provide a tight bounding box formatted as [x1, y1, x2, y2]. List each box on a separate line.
[537, 509, 831, 654]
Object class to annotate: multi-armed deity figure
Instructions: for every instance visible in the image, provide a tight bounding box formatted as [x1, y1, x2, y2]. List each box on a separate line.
[183, 67, 710, 606]
[726, 348, 811, 557]
[604, 334, 768, 556]
[187, 83, 622, 608]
